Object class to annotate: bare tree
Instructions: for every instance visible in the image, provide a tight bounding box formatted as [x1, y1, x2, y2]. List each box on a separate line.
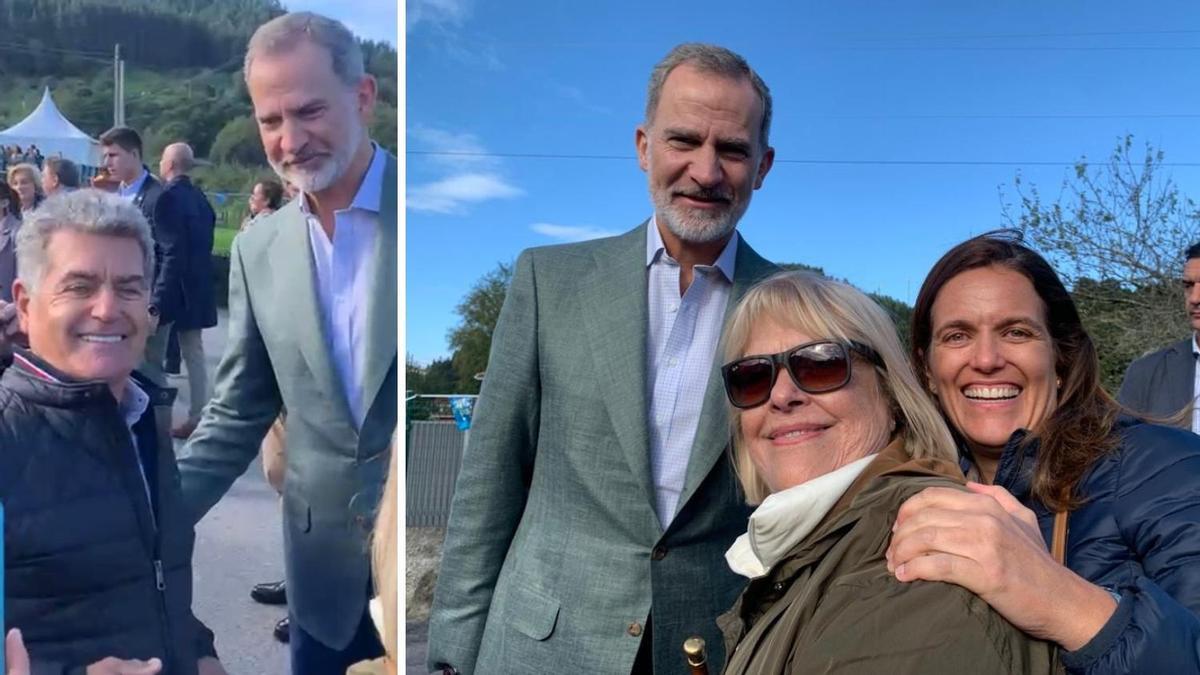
[1002, 136, 1200, 390]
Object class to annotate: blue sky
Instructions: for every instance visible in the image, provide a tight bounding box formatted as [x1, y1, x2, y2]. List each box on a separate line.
[283, 0, 398, 46]
[406, 0, 1200, 365]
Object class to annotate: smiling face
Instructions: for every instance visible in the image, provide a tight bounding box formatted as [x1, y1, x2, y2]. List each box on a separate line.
[248, 183, 269, 215]
[14, 230, 150, 396]
[10, 170, 36, 208]
[736, 319, 893, 493]
[926, 266, 1059, 462]
[247, 40, 375, 196]
[636, 63, 774, 249]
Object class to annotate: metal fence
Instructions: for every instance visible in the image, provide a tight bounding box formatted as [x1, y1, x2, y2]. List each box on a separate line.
[406, 420, 467, 527]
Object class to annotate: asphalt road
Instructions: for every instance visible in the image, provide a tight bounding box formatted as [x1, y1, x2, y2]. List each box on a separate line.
[169, 311, 291, 674]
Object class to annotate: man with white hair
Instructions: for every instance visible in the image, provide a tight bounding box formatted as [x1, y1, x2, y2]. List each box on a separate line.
[0, 189, 223, 675]
[156, 142, 218, 440]
[176, 12, 397, 675]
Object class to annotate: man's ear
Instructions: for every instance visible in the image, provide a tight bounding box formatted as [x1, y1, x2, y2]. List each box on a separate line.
[356, 75, 378, 124]
[12, 278, 32, 336]
[753, 145, 775, 190]
[635, 126, 650, 173]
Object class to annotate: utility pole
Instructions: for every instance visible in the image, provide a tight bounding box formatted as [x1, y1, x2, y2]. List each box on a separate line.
[112, 44, 119, 126]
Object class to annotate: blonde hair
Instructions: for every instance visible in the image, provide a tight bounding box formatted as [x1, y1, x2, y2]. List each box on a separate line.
[723, 271, 957, 504]
[372, 446, 398, 673]
[6, 163, 42, 207]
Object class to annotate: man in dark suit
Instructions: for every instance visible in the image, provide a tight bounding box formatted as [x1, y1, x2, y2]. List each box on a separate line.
[100, 126, 182, 390]
[158, 142, 218, 439]
[1117, 241, 1200, 432]
[429, 43, 777, 675]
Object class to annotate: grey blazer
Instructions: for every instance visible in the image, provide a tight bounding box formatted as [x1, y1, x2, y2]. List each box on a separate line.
[1117, 337, 1196, 424]
[428, 223, 779, 675]
[177, 153, 397, 649]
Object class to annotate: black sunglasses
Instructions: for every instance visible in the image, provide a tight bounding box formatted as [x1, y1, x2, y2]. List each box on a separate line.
[721, 339, 885, 409]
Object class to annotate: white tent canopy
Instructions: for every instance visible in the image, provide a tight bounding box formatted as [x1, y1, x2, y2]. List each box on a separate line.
[0, 88, 100, 168]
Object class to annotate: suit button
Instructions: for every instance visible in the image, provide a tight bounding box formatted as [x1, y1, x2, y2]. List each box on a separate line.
[651, 545, 668, 561]
[627, 622, 643, 637]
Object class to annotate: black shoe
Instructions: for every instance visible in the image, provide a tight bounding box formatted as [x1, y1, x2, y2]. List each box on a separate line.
[273, 617, 290, 643]
[250, 580, 287, 605]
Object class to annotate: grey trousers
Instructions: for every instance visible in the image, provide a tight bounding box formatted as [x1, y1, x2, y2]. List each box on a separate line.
[141, 321, 172, 389]
[177, 328, 209, 421]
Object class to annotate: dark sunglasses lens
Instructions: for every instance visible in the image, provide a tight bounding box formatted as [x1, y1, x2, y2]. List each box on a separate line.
[788, 344, 850, 392]
[727, 358, 775, 407]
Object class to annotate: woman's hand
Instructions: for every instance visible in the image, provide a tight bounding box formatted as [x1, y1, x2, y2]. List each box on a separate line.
[885, 482, 1117, 651]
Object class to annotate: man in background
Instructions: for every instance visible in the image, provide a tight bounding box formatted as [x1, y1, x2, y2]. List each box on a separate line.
[41, 156, 79, 196]
[1118, 241, 1200, 431]
[100, 126, 181, 390]
[157, 142, 218, 439]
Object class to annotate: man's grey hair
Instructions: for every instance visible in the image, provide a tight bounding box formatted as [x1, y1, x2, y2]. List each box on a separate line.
[644, 43, 773, 150]
[16, 189, 154, 292]
[244, 11, 365, 88]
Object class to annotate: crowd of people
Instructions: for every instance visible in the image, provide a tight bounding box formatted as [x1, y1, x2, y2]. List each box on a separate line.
[0, 11, 398, 675]
[428, 43, 1200, 675]
[0, 145, 43, 174]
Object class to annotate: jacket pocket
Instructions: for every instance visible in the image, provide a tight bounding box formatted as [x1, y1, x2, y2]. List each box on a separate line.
[284, 492, 312, 533]
[507, 581, 560, 641]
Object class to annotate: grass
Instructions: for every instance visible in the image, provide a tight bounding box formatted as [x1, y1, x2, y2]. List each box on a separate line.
[213, 226, 237, 257]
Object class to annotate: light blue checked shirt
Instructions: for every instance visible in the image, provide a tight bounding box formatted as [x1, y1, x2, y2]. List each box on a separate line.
[302, 144, 385, 428]
[1191, 336, 1200, 434]
[646, 219, 738, 528]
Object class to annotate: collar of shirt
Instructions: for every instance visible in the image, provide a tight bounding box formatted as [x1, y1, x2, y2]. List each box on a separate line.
[119, 379, 150, 431]
[118, 168, 149, 199]
[298, 143, 385, 218]
[645, 215, 738, 283]
[1192, 334, 1199, 358]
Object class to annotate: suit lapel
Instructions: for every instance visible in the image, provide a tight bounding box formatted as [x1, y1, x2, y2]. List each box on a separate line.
[268, 201, 353, 421]
[361, 154, 398, 417]
[1169, 338, 1197, 414]
[677, 235, 778, 513]
[580, 225, 655, 510]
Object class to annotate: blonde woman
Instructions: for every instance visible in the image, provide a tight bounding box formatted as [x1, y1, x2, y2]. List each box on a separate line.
[5, 164, 42, 213]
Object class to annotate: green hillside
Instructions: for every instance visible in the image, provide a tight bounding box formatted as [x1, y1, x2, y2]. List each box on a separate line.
[0, 0, 398, 193]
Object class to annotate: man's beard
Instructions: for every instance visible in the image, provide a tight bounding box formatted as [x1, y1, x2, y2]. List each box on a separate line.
[652, 185, 746, 245]
[270, 124, 365, 195]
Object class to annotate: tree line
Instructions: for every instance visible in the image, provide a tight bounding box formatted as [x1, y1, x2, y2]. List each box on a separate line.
[0, 0, 398, 194]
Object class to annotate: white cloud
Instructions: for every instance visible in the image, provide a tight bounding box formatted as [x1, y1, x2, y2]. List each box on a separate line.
[408, 173, 522, 214]
[530, 223, 620, 242]
[407, 125, 497, 169]
[406, 0, 470, 33]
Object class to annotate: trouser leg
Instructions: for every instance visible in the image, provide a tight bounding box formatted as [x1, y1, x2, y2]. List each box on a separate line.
[177, 328, 208, 422]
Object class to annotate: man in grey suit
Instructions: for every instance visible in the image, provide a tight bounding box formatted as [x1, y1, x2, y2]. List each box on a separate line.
[428, 44, 778, 675]
[176, 12, 396, 675]
[1117, 241, 1200, 431]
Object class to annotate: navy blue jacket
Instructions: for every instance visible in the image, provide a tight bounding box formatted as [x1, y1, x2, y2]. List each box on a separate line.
[156, 176, 217, 330]
[0, 350, 216, 673]
[976, 419, 1200, 674]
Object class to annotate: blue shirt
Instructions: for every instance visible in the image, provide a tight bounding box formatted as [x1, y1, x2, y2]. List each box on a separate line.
[645, 220, 737, 527]
[118, 168, 149, 201]
[301, 145, 385, 428]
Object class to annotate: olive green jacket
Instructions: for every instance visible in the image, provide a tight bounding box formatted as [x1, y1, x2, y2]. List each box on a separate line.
[718, 443, 1055, 675]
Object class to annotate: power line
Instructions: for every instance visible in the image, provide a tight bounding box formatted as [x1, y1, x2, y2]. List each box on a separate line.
[406, 150, 1200, 167]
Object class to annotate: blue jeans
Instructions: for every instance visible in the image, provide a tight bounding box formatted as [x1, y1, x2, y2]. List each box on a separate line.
[289, 605, 384, 675]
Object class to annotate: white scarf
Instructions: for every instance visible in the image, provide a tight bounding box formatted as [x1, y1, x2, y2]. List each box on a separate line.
[725, 454, 876, 579]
